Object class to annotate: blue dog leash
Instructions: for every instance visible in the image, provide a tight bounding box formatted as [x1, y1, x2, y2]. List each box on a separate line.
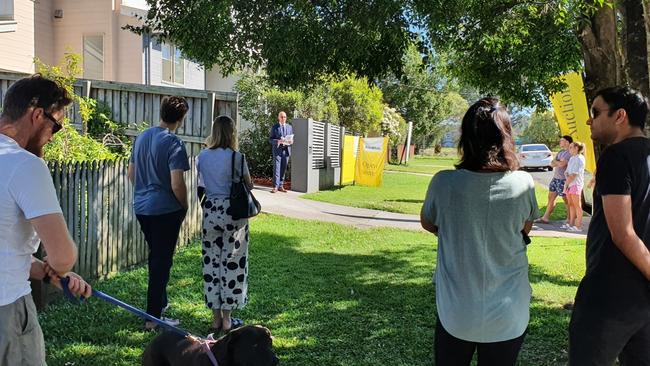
[60, 277, 219, 366]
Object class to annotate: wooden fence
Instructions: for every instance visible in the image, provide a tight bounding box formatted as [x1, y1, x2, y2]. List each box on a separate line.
[47, 158, 202, 280]
[0, 72, 238, 156]
[32, 158, 203, 308]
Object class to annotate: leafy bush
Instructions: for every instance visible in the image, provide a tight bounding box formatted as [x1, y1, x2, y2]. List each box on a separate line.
[43, 125, 120, 162]
[239, 125, 274, 177]
[520, 111, 560, 149]
[330, 76, 384, 135]
[36, 53, 130, 161]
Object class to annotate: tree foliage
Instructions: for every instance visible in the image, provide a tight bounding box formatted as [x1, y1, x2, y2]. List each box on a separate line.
[413, 0, 584, 107]
[36, 53, 129, 162]
[520, 111, 561, 149]
[329, 76, 384, 135]
[379, 43, 468, 148]
[130, 0, 413, 88]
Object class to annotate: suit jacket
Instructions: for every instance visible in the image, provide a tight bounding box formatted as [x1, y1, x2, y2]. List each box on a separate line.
[269, 122, 293, 156]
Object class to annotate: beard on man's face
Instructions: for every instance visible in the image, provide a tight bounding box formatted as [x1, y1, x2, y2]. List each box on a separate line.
[25, 135, 44, 157]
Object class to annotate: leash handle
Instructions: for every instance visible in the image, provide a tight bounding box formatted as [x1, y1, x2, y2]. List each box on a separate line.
[60, 277, 86, 305]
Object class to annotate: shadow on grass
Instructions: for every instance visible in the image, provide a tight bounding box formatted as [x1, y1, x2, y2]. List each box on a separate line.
[42, 231, 437, 366]
[529, 263, 580, 287]
[41, 230, 572, 366]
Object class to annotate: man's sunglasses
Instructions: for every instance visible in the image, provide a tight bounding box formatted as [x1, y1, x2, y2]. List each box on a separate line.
[43, 111, 63, 134]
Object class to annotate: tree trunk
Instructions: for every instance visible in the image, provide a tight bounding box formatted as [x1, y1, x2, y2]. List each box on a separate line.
[623, 0, 650, 97]
[578, 4, 622, 104]
[577, 3, 622, 158]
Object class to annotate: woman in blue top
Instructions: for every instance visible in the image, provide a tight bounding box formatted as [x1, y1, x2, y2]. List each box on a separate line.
[421, 98, 539, 365]
[197, 115, 253, 334]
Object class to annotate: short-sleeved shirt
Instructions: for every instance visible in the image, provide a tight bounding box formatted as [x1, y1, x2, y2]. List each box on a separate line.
[0, 134, 62, 306]
[130, 127, 190, 215]
[553, 149, 571, 179]
[197, 148, 250, 199]
[565, 154, 585, 187]
[582, 137, 650, 311]
[422, 169, 539, 342]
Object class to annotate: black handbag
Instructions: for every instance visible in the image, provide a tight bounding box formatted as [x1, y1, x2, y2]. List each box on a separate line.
[227, 151, 261, 220]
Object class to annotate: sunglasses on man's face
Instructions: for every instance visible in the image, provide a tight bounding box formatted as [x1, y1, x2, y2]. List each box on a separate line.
[42, 111, 63, 134]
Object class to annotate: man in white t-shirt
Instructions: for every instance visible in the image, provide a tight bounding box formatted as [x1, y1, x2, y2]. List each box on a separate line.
[0, 75, 92, 365]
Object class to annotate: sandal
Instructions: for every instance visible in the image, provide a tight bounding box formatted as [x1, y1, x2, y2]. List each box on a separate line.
[222, 318, 244, 334]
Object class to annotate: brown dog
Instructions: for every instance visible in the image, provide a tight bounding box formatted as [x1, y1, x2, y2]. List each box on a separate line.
[142, 325, 279, 366]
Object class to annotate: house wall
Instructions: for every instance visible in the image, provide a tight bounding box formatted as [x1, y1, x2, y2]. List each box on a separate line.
[206, 66, 240, 92]
[34, 0, 55, 66]
[52, 0, 114, 79]
[0, 0, 36, 73]
[116, 14, 143, 84]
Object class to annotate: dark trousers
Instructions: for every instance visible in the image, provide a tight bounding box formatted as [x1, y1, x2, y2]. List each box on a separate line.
[434, 319, 526, 366]
[136, 209, 186, 318]
[569, 297, 650, 365]
[273, 149, 290, 188]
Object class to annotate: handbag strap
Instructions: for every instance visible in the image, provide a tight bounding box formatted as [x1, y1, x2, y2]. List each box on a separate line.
[230, 150, 236, 182]
[230, 150, 246, 183]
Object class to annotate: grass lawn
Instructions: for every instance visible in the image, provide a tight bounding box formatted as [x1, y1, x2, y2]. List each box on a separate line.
[303, 170, 568, 221]
[40, 214, 583, 365]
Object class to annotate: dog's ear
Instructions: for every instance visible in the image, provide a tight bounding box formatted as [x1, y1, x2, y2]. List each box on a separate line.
[213, 328, 241, 365]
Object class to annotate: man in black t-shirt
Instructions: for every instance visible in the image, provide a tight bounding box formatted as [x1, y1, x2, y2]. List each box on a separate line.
[569, 86, 650, 365]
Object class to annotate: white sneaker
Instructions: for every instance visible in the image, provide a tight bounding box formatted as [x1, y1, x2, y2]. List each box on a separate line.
[161, 317, 180, 326]
[560, 223, 570, 229]
[567, 226, 581, 232]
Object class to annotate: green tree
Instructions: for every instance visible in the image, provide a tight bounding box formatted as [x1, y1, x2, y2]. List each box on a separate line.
[329, 76, 384, 135]
[520, 111, 561, 149]
[379, 43, 468, 149]
[129, 0, 413, 88]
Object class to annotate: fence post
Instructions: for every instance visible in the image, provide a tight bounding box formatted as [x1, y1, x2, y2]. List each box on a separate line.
[207, 92, 216, 127]
[80, 80, 92, 134]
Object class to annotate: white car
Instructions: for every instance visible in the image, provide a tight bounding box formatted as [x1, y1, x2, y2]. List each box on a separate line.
[517, 144, 553, 171]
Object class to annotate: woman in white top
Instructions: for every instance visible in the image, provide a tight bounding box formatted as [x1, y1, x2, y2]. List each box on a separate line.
[197, 115, 253, 334]
[563, 141, 586, 231]
[420, 98, 538, 365]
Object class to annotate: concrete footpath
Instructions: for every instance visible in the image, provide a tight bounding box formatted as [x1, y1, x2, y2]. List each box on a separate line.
[253, 186, 587, 238]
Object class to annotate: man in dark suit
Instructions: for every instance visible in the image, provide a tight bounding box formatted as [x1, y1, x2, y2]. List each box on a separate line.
[269, 111, 293, 193]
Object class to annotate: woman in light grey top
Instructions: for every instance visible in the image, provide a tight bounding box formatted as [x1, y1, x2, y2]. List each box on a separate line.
[197, 115, 253, 335]
[421, 98, 539, 365]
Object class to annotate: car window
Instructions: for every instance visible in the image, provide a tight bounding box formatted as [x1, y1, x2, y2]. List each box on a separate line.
[521, 145, 549, 152]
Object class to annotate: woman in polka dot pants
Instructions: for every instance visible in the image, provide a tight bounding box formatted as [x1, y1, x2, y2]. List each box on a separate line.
[197, 115, 252, 333]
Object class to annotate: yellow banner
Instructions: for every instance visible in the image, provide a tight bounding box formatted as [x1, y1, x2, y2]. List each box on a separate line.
[550, 72, 596, 172]
[355, 137, 388, 187]
[341, 135, 359, 185]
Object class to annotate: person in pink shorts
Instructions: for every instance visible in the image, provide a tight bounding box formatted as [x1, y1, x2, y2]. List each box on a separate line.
[563, 141, 586, 231]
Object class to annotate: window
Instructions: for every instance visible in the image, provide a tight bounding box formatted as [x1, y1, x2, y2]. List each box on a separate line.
[83, 35, 104, 80]
[0, 0, 14, 21]
[162, 42, 185, 85]
[0, 0, 16, 33]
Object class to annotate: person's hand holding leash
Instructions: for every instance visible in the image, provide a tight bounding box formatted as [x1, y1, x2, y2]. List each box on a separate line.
[43, 260, 92, 298]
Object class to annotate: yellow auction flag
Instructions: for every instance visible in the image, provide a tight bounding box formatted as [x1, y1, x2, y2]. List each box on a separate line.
[550, 72, 596, 173]
[355, 137, 388, 187]
[341, 135, 359, 185]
